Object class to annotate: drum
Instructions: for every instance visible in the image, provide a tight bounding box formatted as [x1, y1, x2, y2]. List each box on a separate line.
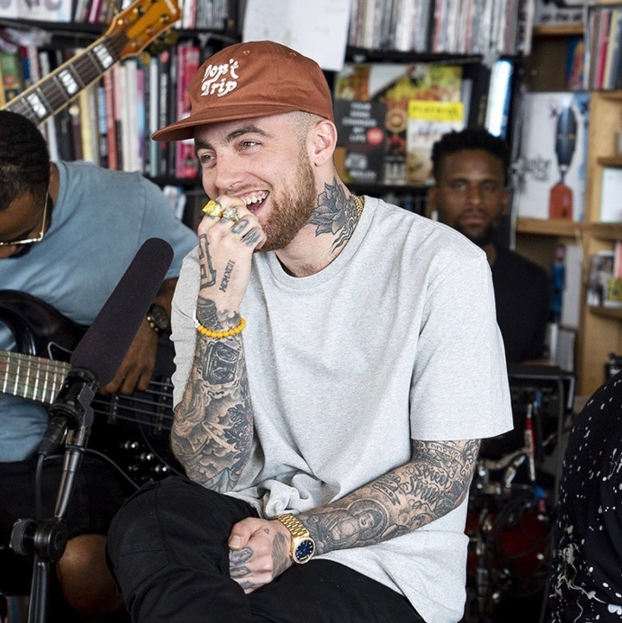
[466, 493, 552, 586]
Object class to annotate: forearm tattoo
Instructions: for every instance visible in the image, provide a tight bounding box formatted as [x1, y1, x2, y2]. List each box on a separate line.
[172, 295, 254, 491]
[198, 234, 216, 289]
[300, 439, 480, 555]
[308, 178, 360, 253]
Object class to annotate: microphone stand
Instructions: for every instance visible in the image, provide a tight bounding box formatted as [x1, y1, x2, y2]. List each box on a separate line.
[11, 382, 95, 623]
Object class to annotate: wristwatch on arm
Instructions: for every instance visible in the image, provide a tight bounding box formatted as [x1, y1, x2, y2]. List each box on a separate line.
[276, 514, 316, 564]
[146, 303, 170, 336]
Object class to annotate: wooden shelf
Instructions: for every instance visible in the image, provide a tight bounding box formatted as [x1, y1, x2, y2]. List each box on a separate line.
[599, 90, 622, 101]
[598, 156, 622, 167]
[516, 217, 582, 237]
[589, 306, 622, 321]
[532, 24, 584, 37]
[587, 222, 622, 241]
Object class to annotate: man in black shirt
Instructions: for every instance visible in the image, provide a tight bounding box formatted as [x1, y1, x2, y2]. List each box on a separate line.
[428, 128, 550, 363]
[549, 372, 622, 621]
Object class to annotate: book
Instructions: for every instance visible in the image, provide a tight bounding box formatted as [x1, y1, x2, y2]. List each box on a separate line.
[406, 98, 464, 184]
[123, 59, 140, 172]
[334, 99, 387, 185]
[596, 9, 611, 90]
[103, 71, 118, 170]
[0, 51, 23, 104]
[603, 8, 622, 90]
[55, 108, 75, 161]
[614, 241, 622, 279]
[565, 35, 585, 91]
[175, 44, 201, 179]
[148, 55, 160, 178]
[600, 167, 622, 223]
[514, 91, 589, 222]
[550, 242, 582, 330]
[38, 51, 59, 161]
[334, 62, 463, 186]
[113, 65, 125, 170]
[586, 251, 615, 307]
[96, 83, 109, 168]
[157, 49, 172, 176]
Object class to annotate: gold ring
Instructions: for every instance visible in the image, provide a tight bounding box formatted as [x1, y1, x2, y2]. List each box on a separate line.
[221, 207, 241, 223]
[202, 200, 224, 218]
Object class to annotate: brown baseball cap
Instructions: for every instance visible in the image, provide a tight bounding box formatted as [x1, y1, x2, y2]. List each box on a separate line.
[152, 40, 334, 142]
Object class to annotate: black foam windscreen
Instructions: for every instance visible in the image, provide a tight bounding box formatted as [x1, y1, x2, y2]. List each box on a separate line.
[70, 238, 174, 385]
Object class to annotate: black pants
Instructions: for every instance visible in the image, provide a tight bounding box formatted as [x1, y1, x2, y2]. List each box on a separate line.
[0, 454, 127, 593]
[106, 476, 423, 623]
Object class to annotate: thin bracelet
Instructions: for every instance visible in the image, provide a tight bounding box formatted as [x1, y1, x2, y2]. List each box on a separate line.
[196, 317, 246, 339]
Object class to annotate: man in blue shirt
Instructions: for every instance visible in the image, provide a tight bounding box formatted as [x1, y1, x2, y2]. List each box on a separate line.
[0, 110, 196, 622]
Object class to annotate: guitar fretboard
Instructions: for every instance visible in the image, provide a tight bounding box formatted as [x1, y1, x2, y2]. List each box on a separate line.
[0, 351, 69, 404]
[0, 348, 174, 433]
[5, 33, 126, 124]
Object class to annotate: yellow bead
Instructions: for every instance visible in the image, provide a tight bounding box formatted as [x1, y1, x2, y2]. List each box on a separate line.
[196, 317, 246, 339]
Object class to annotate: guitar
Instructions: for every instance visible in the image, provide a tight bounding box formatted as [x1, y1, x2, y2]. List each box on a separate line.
[0, 290, 181, 485]
[1, 0, 180, 124]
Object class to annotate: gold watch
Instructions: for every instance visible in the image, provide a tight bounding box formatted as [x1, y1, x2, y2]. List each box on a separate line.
[276, 514, 316, 564]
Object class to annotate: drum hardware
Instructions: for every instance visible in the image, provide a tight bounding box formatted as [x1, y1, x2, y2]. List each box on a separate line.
[463, 442, 554, 623]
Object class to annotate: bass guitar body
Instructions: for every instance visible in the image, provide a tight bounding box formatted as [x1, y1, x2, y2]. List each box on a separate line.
[0, 290, 182, 485]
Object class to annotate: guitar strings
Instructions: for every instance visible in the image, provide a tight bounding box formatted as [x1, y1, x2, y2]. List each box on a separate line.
[1, 350, 174, 433]
[26, 31, 127, 117]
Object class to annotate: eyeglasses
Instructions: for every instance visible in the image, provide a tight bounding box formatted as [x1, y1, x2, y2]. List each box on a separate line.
[0, 191, 49, 247]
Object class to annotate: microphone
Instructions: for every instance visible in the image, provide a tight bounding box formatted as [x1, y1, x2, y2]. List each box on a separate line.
[38, 238, 174, 456]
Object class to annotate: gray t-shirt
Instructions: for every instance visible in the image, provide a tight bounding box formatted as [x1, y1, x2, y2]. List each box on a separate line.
[171, 196, 513, 623]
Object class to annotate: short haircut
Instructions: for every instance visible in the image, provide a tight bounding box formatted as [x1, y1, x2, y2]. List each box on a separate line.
[0, 111, 50, 211]
[431, 128, 510, 185]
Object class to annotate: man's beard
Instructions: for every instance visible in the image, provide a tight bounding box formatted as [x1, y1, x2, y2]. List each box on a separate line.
[259, 154, 318, 252]
[456, 221, 496, 248]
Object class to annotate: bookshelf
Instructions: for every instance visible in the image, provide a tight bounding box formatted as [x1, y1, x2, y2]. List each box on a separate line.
[516, 0, 622, 397]
[576, 81, 622, 395]
[574, 1, 622, 396]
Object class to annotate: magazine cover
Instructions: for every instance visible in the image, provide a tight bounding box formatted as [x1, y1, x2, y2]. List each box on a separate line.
[334, 63, 464, 185]
[334, 99, 387, 185]
[514, 91, 589, 222]
[586, 250, 615, 307]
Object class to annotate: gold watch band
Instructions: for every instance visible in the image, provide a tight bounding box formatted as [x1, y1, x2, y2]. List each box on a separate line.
[275, 513, 309, 539]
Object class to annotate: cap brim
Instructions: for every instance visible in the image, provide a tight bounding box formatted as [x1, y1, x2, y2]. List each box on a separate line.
[152, 103, 334, 142]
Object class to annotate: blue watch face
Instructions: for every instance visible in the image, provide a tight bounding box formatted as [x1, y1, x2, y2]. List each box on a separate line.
[294, 539, 315, 563]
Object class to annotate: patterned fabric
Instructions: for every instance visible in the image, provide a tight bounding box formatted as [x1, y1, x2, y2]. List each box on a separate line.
[549, 372, 622, 621]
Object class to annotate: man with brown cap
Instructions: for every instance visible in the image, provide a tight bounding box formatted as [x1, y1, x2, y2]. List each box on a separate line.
[106, 40, 512, 623]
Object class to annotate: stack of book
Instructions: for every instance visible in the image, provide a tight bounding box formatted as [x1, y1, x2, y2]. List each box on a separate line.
[585, 5, 622, 90]
[0, 0, 234, 30]
[347, 0, 535, 56]
[0, 41, 210, 179]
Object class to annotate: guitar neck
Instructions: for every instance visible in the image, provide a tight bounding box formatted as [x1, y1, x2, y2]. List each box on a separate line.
[2, 0, 180, 125]
[0, 350, 70, 404]
[4, 35, 124, 124]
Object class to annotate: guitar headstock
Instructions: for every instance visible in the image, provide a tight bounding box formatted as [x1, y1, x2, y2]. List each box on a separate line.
[106, 0, 181, 60]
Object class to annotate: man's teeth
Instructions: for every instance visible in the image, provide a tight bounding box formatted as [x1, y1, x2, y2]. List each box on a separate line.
[244, 193, 267, 207]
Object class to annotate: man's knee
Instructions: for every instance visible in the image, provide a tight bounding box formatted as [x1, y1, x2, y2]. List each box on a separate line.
[57, 533, 123, 615]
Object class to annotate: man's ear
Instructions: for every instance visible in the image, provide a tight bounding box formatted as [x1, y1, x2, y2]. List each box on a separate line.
[309, 119, 337, 167]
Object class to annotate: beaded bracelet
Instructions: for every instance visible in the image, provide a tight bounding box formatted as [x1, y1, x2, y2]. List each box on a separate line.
[196, 317, 246, 339]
